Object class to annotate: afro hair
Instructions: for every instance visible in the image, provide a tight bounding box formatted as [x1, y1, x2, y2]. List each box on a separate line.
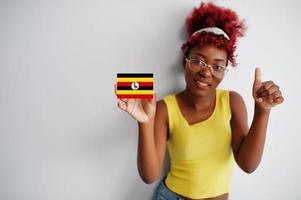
[181, 2, 246, 67]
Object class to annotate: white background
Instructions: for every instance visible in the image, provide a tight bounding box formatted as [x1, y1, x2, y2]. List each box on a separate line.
[0, 0, 300, 199]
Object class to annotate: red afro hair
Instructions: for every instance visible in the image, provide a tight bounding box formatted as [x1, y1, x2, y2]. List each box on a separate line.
[181, 2, 246, 67]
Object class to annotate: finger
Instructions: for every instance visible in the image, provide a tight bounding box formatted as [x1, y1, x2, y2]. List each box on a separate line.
[129, 99, 137, 115]
[120, 98, 128, 103]
[259, 96, 275, 104]
[270, 90, 282, 99]
[265, 96, 275, 103]
[262, 90, 283, 103]
[114, 84, 118, 96]
[268, 91, 283, 101]
[265, 96, 283, 105]
[254, 67, 261, 84]
[273, 96, 284, 104]
[258, 84, 279, 97]
[252, 68, 263, 97]
[256, 81, 274, 97]
[117, 100, 127, 111]
[256, 97, 263, 103]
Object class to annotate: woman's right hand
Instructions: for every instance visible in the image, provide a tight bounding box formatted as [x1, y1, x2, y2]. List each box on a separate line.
[114, 84, 156, 123]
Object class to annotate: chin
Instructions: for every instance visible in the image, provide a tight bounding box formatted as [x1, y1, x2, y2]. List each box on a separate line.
[189, 82, 215, 97]
[187, 86, 211, 97]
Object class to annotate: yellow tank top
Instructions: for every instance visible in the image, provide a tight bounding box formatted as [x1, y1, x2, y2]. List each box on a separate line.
[163, 89, 234, 199]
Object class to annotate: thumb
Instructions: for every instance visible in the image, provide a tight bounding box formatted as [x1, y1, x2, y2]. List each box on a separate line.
[254, 67, 262, 84]
[253, 68, 263, 103]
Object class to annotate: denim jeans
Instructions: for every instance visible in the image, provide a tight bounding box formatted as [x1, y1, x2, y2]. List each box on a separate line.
[153, 178, 184, 200]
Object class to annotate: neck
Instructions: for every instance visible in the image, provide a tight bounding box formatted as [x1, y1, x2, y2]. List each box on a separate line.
[181, 88, 216, 110]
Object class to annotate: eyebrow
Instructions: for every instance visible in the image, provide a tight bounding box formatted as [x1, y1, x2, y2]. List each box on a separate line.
[195, 53, 226, 62]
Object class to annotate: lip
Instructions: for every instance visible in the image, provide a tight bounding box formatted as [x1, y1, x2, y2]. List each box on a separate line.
[194, 79, 211, 89]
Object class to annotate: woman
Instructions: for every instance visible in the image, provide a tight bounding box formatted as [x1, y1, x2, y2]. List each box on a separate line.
[115, 2, 284, 200]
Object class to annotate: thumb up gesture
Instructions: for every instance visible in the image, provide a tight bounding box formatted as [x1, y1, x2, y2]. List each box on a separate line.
[252, 68, 284, 110]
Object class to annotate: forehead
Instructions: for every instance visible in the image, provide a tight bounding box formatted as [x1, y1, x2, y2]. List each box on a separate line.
[189, 45, 227, 61]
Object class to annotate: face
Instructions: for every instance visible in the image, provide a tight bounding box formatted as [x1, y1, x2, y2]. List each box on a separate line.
[184, 45, 228, 97]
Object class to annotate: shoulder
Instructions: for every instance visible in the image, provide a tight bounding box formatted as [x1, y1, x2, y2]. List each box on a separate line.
[156, 99, 167, 111]
[158, 94, 175, 111]
[156, 98, 169, 124]
[155, 99, 170, 139]
[229, 90, 244, 103]
[217, 89, 242, 103]
[229, 90, 246, 115]
[156, 93, 176, 125]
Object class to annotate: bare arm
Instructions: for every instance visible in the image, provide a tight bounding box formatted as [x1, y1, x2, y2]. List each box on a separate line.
[230, 68, 284, 173]
[231, 92, 271, 173]
[115, 85, 168, 184]
[137, 100, 168, 184]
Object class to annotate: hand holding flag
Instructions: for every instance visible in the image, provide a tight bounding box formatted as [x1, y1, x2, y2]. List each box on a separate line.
[114, 73, 156, 123]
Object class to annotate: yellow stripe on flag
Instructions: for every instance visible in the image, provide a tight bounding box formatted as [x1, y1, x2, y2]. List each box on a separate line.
[116, 78, 154, 82]
[116, 90, 154, 95]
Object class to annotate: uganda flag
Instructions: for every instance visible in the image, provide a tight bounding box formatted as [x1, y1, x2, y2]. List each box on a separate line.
[116, 73, 154, 99]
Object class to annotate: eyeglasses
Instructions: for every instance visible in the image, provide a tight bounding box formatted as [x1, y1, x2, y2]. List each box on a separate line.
[185, 57, 228, 77]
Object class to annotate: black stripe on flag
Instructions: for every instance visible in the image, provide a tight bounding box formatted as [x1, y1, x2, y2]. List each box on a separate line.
[117, 73, 153, 78]
[117, 86, 153, 90]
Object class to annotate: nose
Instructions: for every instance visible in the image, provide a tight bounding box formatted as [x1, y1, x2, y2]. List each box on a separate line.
[199, 66, 212, 77]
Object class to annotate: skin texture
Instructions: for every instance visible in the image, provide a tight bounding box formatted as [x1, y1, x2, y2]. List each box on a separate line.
[115, 45, 284, 200]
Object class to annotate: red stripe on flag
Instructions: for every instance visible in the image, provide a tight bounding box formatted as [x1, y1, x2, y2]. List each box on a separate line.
[117, 94, 154, 99]
[117, 82, 153, 87]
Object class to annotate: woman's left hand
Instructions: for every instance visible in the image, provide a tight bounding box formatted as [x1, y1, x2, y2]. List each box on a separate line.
[252, 67, 284, 111]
